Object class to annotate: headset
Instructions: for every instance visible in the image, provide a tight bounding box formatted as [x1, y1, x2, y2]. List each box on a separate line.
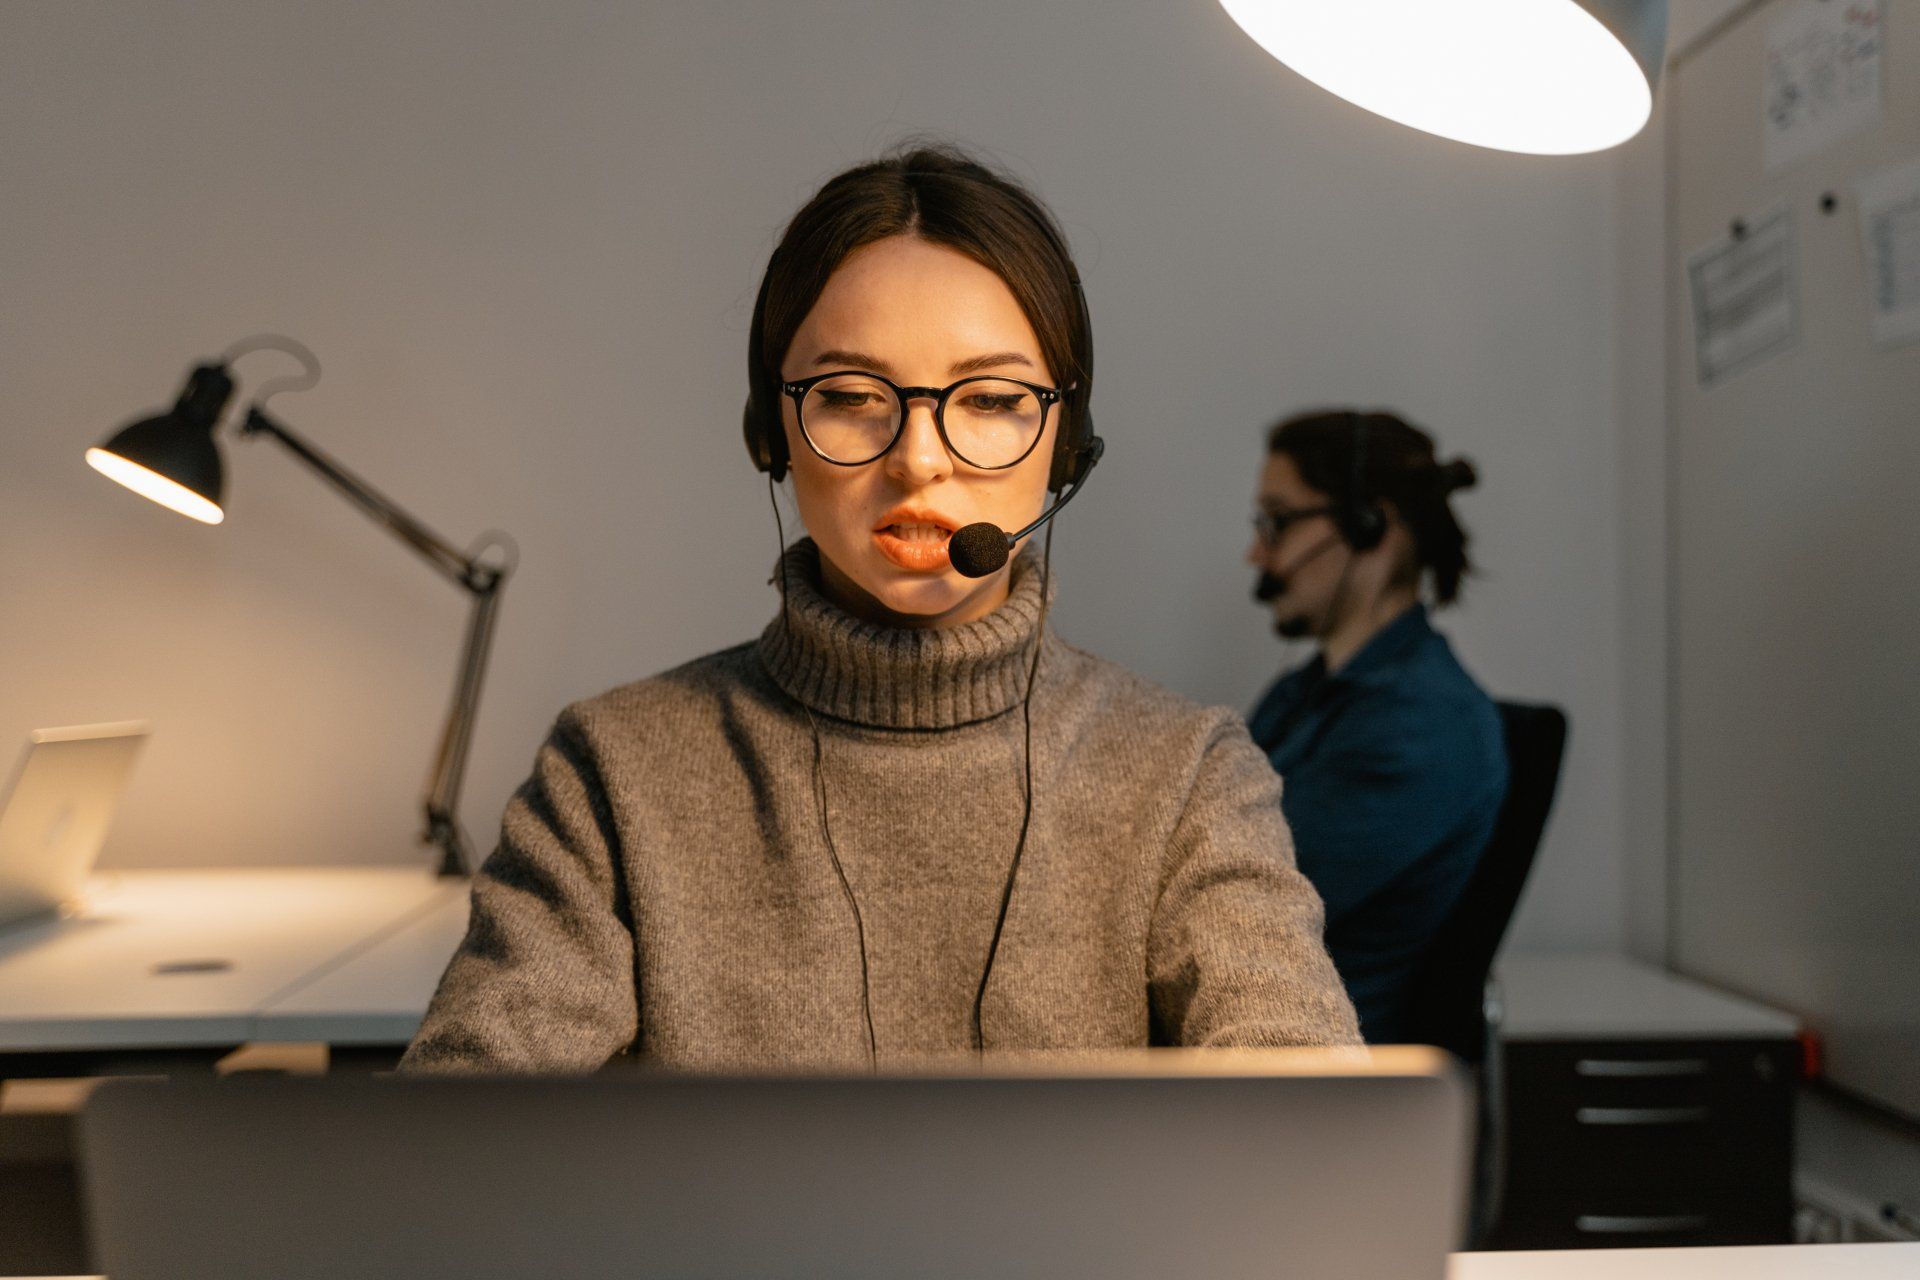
[1332, 411, 1387, 552]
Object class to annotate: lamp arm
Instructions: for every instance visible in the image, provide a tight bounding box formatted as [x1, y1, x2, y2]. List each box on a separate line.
[240, 407, 493, 591]
[424, 579, 505, 877]
[240, 405, 512, 877]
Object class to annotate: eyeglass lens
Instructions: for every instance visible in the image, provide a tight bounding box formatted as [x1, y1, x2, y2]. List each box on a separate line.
[800, 374, 1044, 468]
[1253, 508, 1328, 544]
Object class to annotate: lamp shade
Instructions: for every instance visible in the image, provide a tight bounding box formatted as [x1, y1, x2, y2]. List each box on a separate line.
[1219, 0, 1668, 155]
[86, 363, 234, 525]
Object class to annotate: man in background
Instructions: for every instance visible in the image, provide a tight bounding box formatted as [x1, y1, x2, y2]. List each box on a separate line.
[1246, 409, 1508, 1043]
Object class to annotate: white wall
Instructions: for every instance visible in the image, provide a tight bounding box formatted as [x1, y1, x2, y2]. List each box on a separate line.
[1614, 75, 1677, 966]
[1621, 0, 1920, 1221]
[2, 0, 1627, 950]
[1613, 0, 1766, 964]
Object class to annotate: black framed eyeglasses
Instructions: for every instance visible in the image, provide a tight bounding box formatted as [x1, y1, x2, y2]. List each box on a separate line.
[1251, 504, 1337, 547]
[782, 370, 1065, 470]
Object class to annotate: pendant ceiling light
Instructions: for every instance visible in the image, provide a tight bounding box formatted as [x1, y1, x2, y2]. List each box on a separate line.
[1220, 0, 1668, 155]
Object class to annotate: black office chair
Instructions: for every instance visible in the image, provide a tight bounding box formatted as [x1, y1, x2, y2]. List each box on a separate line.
[1403, 699, 1568, 1063]
[1402, 699, 1567, 1247]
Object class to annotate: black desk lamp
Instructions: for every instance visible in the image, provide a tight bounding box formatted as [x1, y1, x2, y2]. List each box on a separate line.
[86, 335, 513, 877]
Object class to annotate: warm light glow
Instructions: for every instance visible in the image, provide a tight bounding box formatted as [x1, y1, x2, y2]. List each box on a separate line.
[86, 447, 225, 524]
[1220, 0, 1654, 155]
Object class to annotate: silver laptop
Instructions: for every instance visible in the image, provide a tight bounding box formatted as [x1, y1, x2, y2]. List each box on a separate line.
[81, 1047, 1469, 1280]
[0, 721, 148, 928]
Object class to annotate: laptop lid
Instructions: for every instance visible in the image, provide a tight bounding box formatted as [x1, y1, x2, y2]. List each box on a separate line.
[0, 721, 149, 928]
[81, 1047, 1469, 1280]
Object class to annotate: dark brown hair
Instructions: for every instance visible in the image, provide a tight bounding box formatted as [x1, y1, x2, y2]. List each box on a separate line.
[1267, 409, 1480, 605]
[748, 144, 1092, 445]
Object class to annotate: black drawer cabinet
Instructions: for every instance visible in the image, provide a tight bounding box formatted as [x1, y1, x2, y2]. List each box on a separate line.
[1487, 1037, 1797, 1249]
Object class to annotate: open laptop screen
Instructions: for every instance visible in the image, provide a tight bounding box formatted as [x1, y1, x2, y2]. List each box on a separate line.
[0, 721, 148, 927]
[82, 1047, 1468, 1280]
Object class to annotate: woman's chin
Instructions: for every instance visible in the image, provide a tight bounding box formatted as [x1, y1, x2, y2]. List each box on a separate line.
[861, 572, 971, 623]
[820, 543, 998, 627]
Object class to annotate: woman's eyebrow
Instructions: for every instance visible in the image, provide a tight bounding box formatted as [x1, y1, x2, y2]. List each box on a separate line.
[808, 349, 1036, 377]
[947, 351, 1034, 376]
[812, 348, 892, 374]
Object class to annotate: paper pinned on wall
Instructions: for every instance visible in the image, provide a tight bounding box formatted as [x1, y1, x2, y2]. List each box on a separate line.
[1688, 205, 1800, 388]
[1764, 0, 1884, 173]
[1854, 155, 1920, 348]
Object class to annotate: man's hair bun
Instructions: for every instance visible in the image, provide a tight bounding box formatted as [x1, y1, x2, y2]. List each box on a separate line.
[1438, 458, 1478, 493]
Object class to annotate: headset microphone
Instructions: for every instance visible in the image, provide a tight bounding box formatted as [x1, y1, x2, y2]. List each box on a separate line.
[1252, 532, 1344, 604]
[948, 438, 1104, 578]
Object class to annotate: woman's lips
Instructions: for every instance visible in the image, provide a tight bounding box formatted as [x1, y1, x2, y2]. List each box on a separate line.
[874, 522, 952, 571]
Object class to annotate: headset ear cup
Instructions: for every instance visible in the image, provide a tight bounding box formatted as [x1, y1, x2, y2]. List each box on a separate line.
[1049, 408, 1093, 493]
[1346, 503, 1387, 551]
[1339, 411, 1382, 550]
[742, 401, 767, 472]
[743, 395, 788, 482]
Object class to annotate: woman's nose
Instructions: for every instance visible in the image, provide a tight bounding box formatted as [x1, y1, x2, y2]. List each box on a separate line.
[886, 401, 953, 486]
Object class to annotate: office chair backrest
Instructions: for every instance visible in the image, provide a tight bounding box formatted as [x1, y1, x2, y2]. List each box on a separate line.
[1402, 700, 1568, 1063]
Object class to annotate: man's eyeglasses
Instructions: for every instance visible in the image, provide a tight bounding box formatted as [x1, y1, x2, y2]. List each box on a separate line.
[1250, 505, 1337, 547]
[782, 370, 1066, 470]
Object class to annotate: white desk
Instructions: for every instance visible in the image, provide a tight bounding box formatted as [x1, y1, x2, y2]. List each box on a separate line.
[7, 907, 1806, 1057]
[1496, 953, 1803, 1040]
[0, 915, 1808, 1059]
[12, 1243, 1920, 1279]
[254, 880, 471, 1043]
[1448, 1242, 1920, 1276]
[0, 869, 456, 1056]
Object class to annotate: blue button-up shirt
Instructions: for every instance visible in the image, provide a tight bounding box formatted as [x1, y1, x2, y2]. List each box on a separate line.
[1248, 605, 1508, 1043]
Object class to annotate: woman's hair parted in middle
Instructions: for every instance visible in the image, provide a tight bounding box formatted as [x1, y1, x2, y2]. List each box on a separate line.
[747, 144, 1094, 444]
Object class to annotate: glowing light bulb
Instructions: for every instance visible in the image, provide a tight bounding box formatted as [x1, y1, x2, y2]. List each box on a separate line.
[86, 447, 225, 524]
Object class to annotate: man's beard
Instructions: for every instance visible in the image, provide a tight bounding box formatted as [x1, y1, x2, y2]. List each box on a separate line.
[1273, 612, 1316, 640]
[1255, 573, 1319, 639]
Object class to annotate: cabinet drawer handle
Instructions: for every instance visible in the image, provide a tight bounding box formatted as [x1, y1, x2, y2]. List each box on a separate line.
[1575, 1214, 1709, 1235]
[1575, 1106, 1710, 1125]
[1575, 1058, 1709, 1078]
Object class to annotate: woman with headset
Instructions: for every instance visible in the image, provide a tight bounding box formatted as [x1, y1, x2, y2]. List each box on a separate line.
[403, 146, 1359, 1072]
[1245, 411, 1508, 1044]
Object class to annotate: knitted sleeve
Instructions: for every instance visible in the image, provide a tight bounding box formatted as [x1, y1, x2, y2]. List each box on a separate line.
[1146, 715, 1363, 1048]
[399, 707, 638, 1073]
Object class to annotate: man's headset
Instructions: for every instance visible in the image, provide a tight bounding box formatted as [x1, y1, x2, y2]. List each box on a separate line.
[1253, 411, 1388, 607]
[1333, 411, 1388, 553]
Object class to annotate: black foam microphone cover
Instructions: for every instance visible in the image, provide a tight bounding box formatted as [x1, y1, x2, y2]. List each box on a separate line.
[1254, 571, 1287, 602]
[949, 522, 1012, 578]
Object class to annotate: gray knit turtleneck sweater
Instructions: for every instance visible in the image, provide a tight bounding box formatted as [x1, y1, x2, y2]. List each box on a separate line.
[401, 539, 1360, 1072]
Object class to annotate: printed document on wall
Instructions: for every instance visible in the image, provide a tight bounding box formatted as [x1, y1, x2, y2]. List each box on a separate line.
[1764, 0, 1883, 172]
[1854, 155, 1920, 348]
[1688, 206, 1799, 388]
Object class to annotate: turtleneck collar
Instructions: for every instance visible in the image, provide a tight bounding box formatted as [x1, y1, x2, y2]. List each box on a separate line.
[755, 537, 1056, 730]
